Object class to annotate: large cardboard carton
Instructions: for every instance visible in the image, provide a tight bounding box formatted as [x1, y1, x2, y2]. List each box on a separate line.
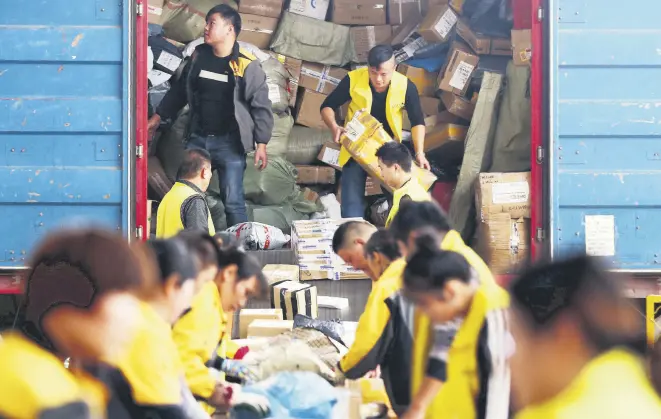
[237, 14, 279, 49]
[424, 123, 468, 152]
[475, 172, 531, 222]
[333, 0, 387, 25]
[296, 165, 336, 184]
[239, 309, 284, 338]
[420, 96, 441, 116]
[299, 62, 348, 95]
[397, 64, 437, 97]
[388, 10, 426, 63]
[440, 91, 476, 120]
[438, 44, 479, 96]
[295, 89, 328, 129]
[262, 264, 300, 284]
[148, 0, 165, 25]
[403, 112, 439, 131]
[351, 25, 393, 63]
[477, 214, 529, 275]
[456, 19, 512, 56]
[418, 5, 458, 43]
[271, 280, 318, 319]
[340, 111, 437, 192]
[288, 0, 330, 20]
[388, 0, 423, 25]
[247, 319, 294, 338]
[239, 0, 284, 18]
[511, 29, 532, 66]
[318, 142, 342, 170]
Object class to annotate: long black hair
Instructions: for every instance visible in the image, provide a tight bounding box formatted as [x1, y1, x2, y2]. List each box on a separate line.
[176, 231, 221, 268]
[149, 238, 200, 285]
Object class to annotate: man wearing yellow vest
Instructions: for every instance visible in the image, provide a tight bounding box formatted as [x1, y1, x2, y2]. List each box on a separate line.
[156, 149, 216, 238]
[374, 142, 432, 227]
[320, 45, 429, 218]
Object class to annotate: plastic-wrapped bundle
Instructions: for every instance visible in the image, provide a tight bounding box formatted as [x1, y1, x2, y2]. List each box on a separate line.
[162, 0, 238, 43]
[266, 111, 294, 157]
[246, 203, 309, 234]
[262, 58, 290, 114]
[293, 314, 345, 346]
[285, 126, 333, 165]
[243, 154, 298, 206]
[225, 222, 290, 250]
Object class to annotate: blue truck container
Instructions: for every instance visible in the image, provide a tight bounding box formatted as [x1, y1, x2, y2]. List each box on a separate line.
[0, 0, 138, 270]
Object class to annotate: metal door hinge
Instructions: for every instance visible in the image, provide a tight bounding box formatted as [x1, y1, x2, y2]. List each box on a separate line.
[536, 227, 545, 242]
[537, 6, 544, 22]
[136, 3, 144, 16]
[536, 146, 544, 164]
[136, 226, 144, 240]
[136, 144, 144, 159]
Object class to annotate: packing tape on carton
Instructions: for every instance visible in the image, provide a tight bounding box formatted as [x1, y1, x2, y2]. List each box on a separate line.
[301, 66, 342, 93]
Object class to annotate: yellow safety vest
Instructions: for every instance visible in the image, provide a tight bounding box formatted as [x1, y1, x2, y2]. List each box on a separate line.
[385, 179, 432, 227]
[156, 181, 215, 238]
[340, 68, 408, 168]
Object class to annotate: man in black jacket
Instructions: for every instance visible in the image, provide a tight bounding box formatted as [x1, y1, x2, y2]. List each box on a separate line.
[149, 5, 274, 228]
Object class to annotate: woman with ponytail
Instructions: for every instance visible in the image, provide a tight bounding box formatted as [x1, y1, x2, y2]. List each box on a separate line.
[401, 232, 511, 419]
[508, 255, 661, 419]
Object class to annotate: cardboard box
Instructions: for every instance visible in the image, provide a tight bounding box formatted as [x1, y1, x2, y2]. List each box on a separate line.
[398, 64, 437, 97]
[332, 0, 387, 25]
[295, 89, 328, 129]
[239, 0, 284, 18]
[388, 0, 423, 25]
[403, 112, 438, 131]
[239, 308, 283, 338]
[438, 45, 478, 96]
[237, 14, 279, 49]
[441, 91, 475, 120]
[300, 263, 336, 280]
[477, 214, 529, 275]
[296, 165, 336, 184]
[456, 19, 512, 56]
[271, 280, 319, 319]
[148, 156, 173, 200]
[512, 29, 532, 66]
[262, 264, 300, 284]
[438, 110, 464, 124]
[299, 62, 348, 95]
[424, 123, 468, 152]
[247, 319, 294, 338]
[388, 10, 427, 63]
[351, 25, 393, 63]
[365, 177, 383, 195]
[148, 0, 165, 25]
[418, 5, 458, 43]
[340, 111, 437, 192]
[269, 52, 303, 107]
[475, 172, 531, 222]
[420, 96, 441, 116]
[288, 0, 330, 20]
[318, 142, 342, 170]
[449, 0, 465, 13]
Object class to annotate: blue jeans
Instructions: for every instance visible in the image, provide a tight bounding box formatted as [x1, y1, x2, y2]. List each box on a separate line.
[340, 158, 368, 218]
[187, 133, 248, 228]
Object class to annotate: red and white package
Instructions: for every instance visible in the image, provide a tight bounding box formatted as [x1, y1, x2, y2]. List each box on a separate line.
[226, 222, 290, 250]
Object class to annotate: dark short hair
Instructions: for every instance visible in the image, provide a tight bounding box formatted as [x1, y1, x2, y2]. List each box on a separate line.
[218, 246, 267, 297]
[206, 4, 242, 36]
[403, 232, 472, 293]
[375, 142, 413, 172]
[149, 238, 200, 285]
[332, 221, 372, 253]
[364, 229, 401, 261]
[176, 231, 221, 268]
[176, 149, 211, 180]
[390, 201, 452, 243]
[368, 44, 394, 69]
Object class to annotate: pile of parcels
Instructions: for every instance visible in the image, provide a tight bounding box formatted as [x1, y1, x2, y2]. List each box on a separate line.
[145, 0, 533, 273]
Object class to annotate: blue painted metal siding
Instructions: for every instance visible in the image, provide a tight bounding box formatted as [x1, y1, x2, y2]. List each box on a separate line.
[0, 1, 133, 268]
[549, 0, 661, 269]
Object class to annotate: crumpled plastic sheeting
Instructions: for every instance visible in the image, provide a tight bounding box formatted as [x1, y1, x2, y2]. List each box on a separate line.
[241, 372, 338, 419]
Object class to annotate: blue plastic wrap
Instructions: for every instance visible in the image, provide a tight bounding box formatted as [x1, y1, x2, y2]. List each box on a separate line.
[240, 372, 338, 419]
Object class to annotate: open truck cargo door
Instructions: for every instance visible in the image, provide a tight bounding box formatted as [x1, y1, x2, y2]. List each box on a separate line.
[545, 0, 661, 271]
[0, 0, 146, 273]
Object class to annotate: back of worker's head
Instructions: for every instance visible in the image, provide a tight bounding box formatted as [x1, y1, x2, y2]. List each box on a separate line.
[363, 228, 401, 280]
[403, 231, 473, 323]
[21, 228, 155, 359]
[367, 45, 396, 91]
[176, 149, 212, 190]
[390, 201, 452, 256]
[332, 220, 378, 273]
[215, 246, 266, 312]
[176, 230, 221, 290]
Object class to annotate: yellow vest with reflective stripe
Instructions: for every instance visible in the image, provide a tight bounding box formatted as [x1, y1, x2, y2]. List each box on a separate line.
[156, 182, 215, 239]
[340, 68, 408, 167]
[385, 178, 432, 227]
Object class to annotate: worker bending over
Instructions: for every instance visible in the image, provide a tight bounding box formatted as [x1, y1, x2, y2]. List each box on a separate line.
[0, 229, 150, 419]
[338, 229, 413, 415]
[172, 246, 267, 415]
[157, 149, 215, 238]
[402, 234, 511, 419]
[332, 220, 378, 278]
[374, 142, 431, 227]
[320, 45, 428, 218]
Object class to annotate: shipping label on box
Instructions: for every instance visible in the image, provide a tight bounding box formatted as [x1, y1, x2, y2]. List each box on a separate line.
[438, 46, 479, 96]
[296, 165, 336, 184]
[263, 264, 300, 284]
[441, 90, 475, 120]
[456, 19, 511, 56]
[332, 0, 387, 25]
[237, 14, 279, 49]
[239, 308, 284, 338]
[351, 25, 393, 63]
[299, 63, 348, 95]
[247, 319, 294, 338]
[270, 280, 318, 319]
[398, 64, 437, 97]
[288, 0, 330, 20]
[475, 172, 531, 222]
[419, 5, 458, 43]
[299, 263, 336, 281]
[239, 0, 284, 19]
[511, 29, 531, 66]
[295, 89, 329, 129]
[318, 142, 342, 170]
[477, 214, 529, 275]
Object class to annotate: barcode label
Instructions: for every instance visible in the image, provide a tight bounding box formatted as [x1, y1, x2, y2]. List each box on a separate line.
[344, 117, 366, 142]
[267, 83, 281, 104]
[449, 61, 475, 91]
[434, 9, 458, 39]
[156, 51, 182, 72]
